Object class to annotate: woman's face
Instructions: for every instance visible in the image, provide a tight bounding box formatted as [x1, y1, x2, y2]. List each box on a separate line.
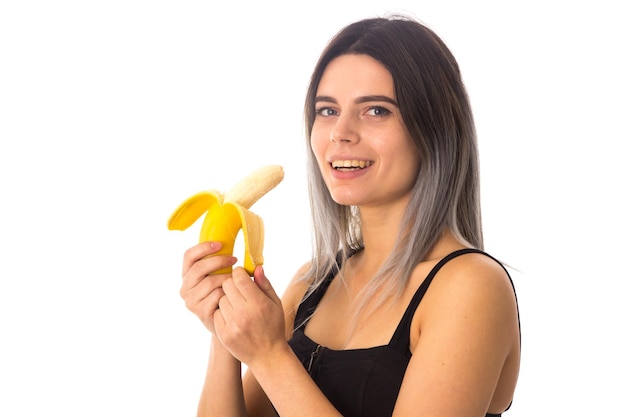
[311, 54, 420, 209]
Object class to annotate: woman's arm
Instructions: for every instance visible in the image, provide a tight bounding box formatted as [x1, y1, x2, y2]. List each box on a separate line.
[392, 253, 520, 417]
[245, 342, 344, 417]
[179, 241, 247, 417]
[216, 264, 346, 417]
[196, 338, 247, 417]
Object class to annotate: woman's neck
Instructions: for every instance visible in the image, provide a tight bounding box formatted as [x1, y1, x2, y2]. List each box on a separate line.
[355, 204, 405, 273]
[356, 208, 465, 274]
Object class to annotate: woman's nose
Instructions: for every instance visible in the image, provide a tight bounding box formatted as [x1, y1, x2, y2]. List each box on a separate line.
[330, 114, 359, 144]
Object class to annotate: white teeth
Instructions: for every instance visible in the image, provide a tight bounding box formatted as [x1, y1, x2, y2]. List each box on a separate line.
[331, 160, 373, 169]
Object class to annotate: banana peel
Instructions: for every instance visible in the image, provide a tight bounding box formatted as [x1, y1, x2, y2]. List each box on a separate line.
[168, 165, 284, 274]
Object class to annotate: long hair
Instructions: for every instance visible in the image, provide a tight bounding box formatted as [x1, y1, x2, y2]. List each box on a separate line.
[300, 15, 482, 327]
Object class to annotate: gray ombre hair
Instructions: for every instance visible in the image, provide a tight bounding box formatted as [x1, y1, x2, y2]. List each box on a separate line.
[301, 15, 482, 316]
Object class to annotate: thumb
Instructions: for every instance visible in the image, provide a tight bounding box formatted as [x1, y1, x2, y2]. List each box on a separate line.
[253, 266, 280, 303]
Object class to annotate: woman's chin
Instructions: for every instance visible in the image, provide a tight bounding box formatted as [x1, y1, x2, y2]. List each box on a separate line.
[329, 192, 363, 207]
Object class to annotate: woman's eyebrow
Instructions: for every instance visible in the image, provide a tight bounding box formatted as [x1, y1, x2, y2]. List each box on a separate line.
[314, 95, 337, 104]
[356, 95, 398, 106]
[314, 95, 398, 106]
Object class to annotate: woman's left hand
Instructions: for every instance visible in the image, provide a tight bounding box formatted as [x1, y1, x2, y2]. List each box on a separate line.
[213, 265, 288, 366]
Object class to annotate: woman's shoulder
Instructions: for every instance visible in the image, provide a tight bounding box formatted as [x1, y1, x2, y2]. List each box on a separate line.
[404, 249, 520, 417]
[445, 250, 512, 287]
[417, 249, 518, 329]
[435, 250, 514, 298]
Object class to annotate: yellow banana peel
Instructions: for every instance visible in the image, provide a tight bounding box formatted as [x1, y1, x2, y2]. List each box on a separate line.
[167, 165, 284, 275]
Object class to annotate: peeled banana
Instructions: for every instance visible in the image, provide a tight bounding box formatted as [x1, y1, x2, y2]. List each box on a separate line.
[167, 165, 284, 275]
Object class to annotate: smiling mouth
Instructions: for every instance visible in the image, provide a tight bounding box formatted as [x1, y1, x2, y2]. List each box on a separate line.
[331, 160, 373, 171]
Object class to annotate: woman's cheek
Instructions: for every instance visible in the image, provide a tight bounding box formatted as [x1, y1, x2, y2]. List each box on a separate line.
[310, 132, 327, 168]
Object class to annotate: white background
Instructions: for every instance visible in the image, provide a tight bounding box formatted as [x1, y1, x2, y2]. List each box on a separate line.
[1, 1, 624, 416]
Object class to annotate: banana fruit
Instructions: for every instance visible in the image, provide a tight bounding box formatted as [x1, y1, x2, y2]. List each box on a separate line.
[167, 165, 284, 275]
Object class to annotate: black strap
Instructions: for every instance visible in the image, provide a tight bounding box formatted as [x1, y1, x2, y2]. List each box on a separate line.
[295, 248, 519, 351]
[388, 248, 517, 350]
[293, 263, 339, 330]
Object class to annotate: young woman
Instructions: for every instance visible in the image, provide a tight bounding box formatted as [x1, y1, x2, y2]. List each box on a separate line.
[179, 15, 521, 417]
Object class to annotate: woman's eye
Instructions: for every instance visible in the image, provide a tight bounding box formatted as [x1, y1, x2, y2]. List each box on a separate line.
[315, 107, 337, 117]
[366, 106, 391, 116]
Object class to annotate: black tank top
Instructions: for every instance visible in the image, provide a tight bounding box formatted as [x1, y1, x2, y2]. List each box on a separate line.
[287, 248, 516, 417]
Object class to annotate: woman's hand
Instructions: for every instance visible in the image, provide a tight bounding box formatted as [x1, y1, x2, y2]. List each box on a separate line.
[214, 266, 290, 367]
[180, 241, 238, 334]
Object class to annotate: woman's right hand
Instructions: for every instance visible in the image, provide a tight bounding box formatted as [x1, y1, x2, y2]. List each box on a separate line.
[180, 241, 238, 334]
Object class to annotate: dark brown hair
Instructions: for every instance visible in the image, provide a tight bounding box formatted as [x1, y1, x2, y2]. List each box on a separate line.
[302, 15, 482, 312]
